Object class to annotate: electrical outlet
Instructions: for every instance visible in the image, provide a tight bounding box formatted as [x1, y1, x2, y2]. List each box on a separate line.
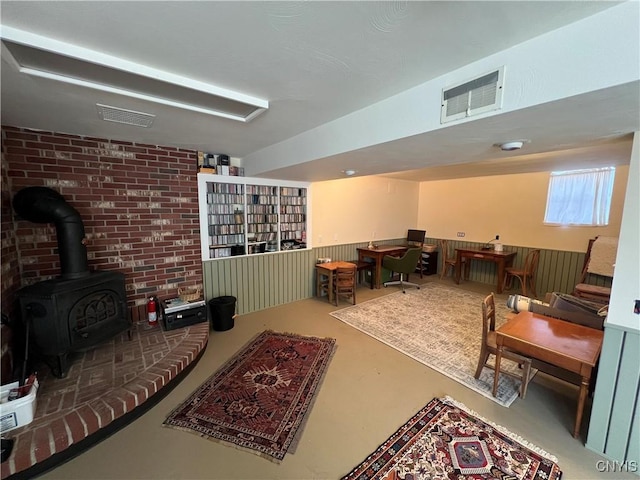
[495, 235, 500, 240]
[457, 232, 465, 237]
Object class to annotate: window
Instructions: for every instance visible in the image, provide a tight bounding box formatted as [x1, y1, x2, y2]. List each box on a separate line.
[544, 167, 615, 226]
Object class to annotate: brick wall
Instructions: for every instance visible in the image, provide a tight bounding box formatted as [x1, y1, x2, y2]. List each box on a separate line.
[1, 126, 203, 310]
[1, 138, 21, 316]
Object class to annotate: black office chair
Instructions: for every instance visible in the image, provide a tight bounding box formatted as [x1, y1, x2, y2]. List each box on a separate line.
[407, 229, 426, 247]
[383, 247, 423, 293]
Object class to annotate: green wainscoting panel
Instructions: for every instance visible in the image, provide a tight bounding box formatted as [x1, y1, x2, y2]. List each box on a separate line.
[202, 240, 404, 314]
[424, 238, 590, 299]
[587, 326, 640, 467]
[202, 238, 598, 314]
[202, 250, 315, 315]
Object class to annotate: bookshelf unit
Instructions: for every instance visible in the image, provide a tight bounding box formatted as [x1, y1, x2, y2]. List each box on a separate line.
[198, 173, 310, 260]
[246, 184, 278, 254]
[280, 187, 307, 247]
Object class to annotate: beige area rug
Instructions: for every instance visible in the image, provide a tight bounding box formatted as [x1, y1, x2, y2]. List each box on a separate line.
[330, 283, 534, 407]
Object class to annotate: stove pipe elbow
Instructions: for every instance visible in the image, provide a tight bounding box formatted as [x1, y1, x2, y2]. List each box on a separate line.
[12, 186, 90, 279]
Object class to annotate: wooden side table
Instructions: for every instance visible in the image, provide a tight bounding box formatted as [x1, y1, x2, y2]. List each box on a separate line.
[493, 311, 604, 439]
[315, 261, 357, 303]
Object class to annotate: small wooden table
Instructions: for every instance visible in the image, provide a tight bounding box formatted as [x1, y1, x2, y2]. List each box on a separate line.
[455, 248, 516, 294]
[493, 311, 604, 438]
[357, 245, 407, 289]
[315, 261, 357, 303]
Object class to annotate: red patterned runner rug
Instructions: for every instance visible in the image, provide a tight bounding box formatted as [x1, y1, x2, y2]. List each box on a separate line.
[342, 396, 562, 480]
[163, 330, 335, 462]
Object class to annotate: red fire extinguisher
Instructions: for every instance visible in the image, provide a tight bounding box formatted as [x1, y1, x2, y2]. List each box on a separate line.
[147, 296, 158, 326]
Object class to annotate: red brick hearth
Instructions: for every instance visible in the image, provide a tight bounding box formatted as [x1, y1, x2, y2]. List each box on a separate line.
[1, 321, 209, 479]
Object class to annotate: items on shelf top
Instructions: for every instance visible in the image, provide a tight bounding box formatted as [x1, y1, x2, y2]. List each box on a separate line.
[197, 151, 244, 176]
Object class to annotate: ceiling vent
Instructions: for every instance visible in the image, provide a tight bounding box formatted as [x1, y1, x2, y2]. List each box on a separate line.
[441, 67, 505, 124]
[97, 104, 155, 128]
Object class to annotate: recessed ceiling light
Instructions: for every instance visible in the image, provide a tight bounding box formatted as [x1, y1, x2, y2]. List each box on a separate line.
[343, 169, 357, 176]
[495, 140, 530, 151]
[500, 141, 524, 151]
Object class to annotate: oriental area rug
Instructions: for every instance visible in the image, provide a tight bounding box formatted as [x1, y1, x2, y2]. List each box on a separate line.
[163, 330, 335, 462]
[330, 282, 535, 407]
[342, 396, 562, 480]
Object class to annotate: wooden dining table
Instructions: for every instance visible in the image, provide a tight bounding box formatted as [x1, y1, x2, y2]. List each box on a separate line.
[493, 311, 604, 439]
[455, 247, 516, 294]
[357, 245, 407, 289]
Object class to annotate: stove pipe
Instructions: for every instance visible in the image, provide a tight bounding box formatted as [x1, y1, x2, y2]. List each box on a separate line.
[12, 186, 90, 280]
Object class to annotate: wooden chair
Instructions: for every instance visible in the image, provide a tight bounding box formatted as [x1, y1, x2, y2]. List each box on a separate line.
[333, 265, 357, 306]
[503, 249, 541, 298]
[474, 293, 533, 399]
[439, 239, 463, 280]
[573, 237, 616, 304]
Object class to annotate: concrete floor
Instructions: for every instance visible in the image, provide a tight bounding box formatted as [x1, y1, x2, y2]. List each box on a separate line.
[39, 277, 634, 480]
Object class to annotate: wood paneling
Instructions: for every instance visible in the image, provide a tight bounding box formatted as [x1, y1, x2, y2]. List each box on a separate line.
[203, 250, 315, 314]
[202, 237, 605, 314]
[587, 326, 640, 466]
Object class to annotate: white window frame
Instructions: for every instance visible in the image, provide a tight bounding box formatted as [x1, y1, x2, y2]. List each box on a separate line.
[543, 167, 616, 226]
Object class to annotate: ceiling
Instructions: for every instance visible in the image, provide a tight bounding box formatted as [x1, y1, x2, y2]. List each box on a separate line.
[1, 1, 638, 182]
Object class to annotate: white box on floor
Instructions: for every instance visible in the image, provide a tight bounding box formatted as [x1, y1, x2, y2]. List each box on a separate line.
[0, 379, 39, 432]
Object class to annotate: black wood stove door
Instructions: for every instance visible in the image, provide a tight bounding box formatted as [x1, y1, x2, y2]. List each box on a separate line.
[17, 271, 129, 377]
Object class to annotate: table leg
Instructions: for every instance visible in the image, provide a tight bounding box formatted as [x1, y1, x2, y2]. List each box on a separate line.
[455, 252, 462, 284]
[496, 259, 505, 294]
[316, 268, 333, 303]
[327, 271, 335, 304]
[375, 256, 383, 289]
[574, 375, 590, 438]
[360, 252, 379, 289]
[493, 344, 503, 397]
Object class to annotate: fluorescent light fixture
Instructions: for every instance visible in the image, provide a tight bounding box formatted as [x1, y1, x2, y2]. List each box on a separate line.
[1, 26, 268, 122]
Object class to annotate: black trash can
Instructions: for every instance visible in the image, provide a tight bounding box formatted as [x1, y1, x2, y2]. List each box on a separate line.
[208, 296, 236, 331]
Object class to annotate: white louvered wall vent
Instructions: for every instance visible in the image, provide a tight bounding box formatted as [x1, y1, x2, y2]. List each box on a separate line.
[441, 67, 505, 124]
[97, 104, 155, 128]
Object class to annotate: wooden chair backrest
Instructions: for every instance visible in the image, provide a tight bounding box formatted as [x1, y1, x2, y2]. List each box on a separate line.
[407, 229, 426, 248]
[481, 293, 497, 342]
[579, 238, 596, 283]
[524, 249, 541, 277]
[580, 236, 618, 282]
[439, 239, 452, 262]
[335, 266, 356, 291]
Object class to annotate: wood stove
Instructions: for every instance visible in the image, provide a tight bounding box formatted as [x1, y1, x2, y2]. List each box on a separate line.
[12, 187, 129, 377]
[17, 272, 128, 377]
